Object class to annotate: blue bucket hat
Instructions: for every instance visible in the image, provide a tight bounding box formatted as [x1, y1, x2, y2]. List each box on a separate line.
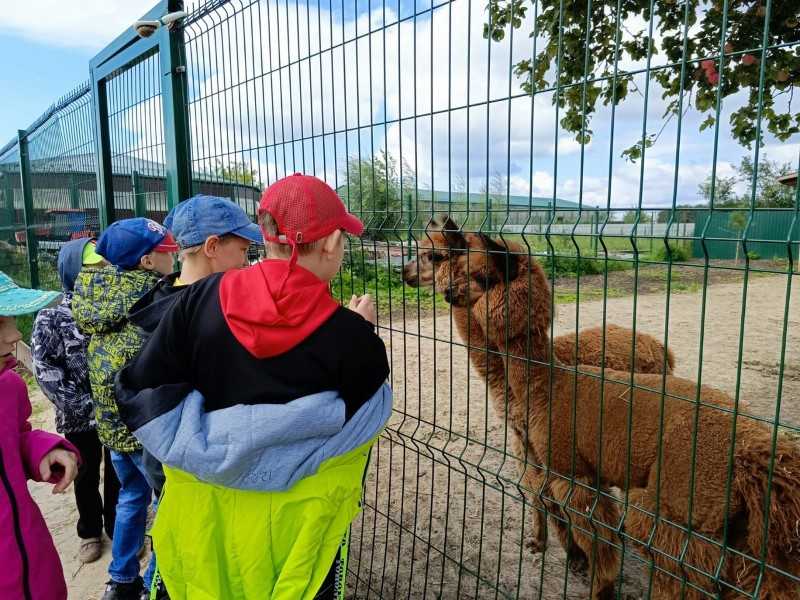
[0, 272, 61, 316]
[96, 218, 179, 270]
[164, 195, 263, 248]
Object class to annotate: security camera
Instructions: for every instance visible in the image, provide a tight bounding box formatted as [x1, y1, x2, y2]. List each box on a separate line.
[134, 10, 187, 38]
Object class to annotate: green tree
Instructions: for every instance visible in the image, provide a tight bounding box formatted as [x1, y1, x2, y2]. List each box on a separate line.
[698, 173, 740, 206]
[622, 210, 652, 224]
[484, 0, 800, 160]
[214, 160, 260, 186]
[737, 155, 796, 208]
[343, 150, 400, 217]
[696, 155, 795, 207]
[341, 151, 421, 237]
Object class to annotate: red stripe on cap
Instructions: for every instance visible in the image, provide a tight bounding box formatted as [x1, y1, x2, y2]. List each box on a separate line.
[154, 231, 179, 253]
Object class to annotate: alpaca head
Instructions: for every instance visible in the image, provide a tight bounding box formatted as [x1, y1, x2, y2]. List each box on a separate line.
[402, 215, 520, 307]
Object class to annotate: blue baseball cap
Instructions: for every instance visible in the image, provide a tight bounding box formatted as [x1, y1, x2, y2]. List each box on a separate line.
[0, 272, 60, 316]
[97, 218, 179, 270]
[164, 195, 263, 248]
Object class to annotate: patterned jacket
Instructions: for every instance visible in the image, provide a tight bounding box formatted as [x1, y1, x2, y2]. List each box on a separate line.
[31, 293, 95, 434]
[73, 266, 161, 453]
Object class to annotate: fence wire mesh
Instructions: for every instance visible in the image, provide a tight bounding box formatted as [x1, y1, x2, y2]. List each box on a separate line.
[1, 0, 799, 597]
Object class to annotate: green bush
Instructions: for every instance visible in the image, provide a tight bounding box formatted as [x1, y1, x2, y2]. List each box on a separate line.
[652, 243, 691, 263]
[539, 254, 630, 277]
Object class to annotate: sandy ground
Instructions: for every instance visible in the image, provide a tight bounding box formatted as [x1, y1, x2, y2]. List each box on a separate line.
[29, 273, 800, 599]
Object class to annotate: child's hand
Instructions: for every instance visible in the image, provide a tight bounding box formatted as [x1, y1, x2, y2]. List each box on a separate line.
[39, 448, 79, 494]
[348, 294, 377, 325]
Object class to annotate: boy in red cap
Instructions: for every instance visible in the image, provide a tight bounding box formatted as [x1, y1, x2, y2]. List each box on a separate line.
[116, 175, 392, 599]
[73, 217, 178, 600]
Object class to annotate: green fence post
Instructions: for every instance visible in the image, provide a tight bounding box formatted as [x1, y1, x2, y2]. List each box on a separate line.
[1, 172, 13, 242]
[17, 130, 39, 288]
[91, 75, 115, 230]
[69, 172, 80, 209]
[159, 0, 192, 211]
[405, 192, 412, 260]
[132, 170, 147, 217]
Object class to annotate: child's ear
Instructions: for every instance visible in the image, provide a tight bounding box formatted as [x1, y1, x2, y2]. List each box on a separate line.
[139, 253, 154, 271]
[323, 230, 343, 257]
[203, 235, 220, 258]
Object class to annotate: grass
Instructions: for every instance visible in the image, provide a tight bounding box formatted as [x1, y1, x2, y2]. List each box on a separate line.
[334, 251, 439, 314]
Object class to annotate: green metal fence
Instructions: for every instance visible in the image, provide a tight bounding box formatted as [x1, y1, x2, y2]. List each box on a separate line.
[1, 0, 799, 598]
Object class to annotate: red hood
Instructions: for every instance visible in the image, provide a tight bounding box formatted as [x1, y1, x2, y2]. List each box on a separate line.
[219, 261, 339, 358]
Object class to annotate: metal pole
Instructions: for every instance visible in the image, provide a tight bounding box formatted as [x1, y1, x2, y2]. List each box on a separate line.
[1, 172, 13, 242]
[132, 170, 147, 217]
[91, 74, 115, 230]
[69, 172, 81, 209]
[17, 130, 39, 288]
[159, 0, 192, 211]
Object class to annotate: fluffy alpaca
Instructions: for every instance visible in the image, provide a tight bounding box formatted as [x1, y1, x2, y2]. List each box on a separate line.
[402, 217, 676, 570]
[422, 219, 800, 599]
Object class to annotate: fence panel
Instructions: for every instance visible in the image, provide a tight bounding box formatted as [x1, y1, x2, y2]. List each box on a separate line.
[0, 143, 30, 286]
[23, 84, 100, 290]
[104, 51, 171, 223]
[179, 0, 800, 598]
[0, 0, 798, 597]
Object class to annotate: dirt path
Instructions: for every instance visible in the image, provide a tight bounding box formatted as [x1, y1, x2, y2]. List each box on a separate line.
[349, 274, 800, 599]
[30, 274, 799, 599]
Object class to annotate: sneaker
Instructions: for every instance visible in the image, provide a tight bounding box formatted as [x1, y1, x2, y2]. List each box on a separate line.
[78, 537, 102, 563]
[139, 578, 170, 600]
[102, 577, 144, 600]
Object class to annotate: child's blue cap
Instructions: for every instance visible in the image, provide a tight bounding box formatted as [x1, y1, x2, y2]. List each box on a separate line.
[0, 271, 60, 316]
[97, 218, 179, 270]
[164, 195, 263, 248]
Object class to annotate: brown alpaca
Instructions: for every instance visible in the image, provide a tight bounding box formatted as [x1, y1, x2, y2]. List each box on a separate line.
[425, 222, 800, 599]
[402, 218, 676, 570]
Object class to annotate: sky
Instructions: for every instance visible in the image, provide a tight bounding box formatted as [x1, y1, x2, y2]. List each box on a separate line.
[1, 0, 797, 209]
[0, 1, 156, 144]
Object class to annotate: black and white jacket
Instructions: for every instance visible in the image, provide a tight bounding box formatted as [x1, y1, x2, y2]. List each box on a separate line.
[31, 293, 95, 434]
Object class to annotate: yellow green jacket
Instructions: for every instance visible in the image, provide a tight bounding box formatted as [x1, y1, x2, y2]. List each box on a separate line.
[73, 266, 161, 452]
[152, 440, 374, 600]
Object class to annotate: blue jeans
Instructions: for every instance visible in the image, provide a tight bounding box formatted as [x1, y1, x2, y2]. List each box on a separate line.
[109, 450, 157, 587]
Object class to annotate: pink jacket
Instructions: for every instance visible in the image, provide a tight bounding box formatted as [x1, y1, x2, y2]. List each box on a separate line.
[0, 365, 80, 600]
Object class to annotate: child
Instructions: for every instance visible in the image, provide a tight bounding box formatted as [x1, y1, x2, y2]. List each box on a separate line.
[126, 195, 262, 600]
[72, 218, 177, 600]
[0, 271, 80, 600]
[31, 238, 120, 564]
[128, 195, 262, 501]
[116, 174, 392, 599]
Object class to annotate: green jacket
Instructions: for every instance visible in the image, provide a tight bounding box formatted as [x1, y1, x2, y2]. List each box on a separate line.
[151, 440, 375, 600]
[73, 266, 161, 453]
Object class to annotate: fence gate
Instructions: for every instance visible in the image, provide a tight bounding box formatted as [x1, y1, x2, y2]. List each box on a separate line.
[89, 0, 192, 228]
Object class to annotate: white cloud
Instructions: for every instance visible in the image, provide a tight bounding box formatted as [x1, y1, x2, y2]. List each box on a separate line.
[1, 1, 155, 50]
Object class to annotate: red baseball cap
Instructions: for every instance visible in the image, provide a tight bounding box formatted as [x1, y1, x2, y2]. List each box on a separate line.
[258, 173, 364, 245]
[154, 231, 179, 253]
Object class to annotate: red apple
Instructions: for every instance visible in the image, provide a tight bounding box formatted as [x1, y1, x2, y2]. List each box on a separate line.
[741, 54, 758, 66]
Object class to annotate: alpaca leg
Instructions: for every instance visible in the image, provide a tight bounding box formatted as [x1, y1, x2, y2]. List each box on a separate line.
[550, 511, 590, 575]
[548, 477, 620, 600]
[624, 486, 724, 600]
[513, 434, 549, 554]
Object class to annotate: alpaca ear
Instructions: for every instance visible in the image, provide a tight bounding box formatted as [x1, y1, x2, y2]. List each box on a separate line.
[431, 214, 465, 250]
[478, 233, 519, 283]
